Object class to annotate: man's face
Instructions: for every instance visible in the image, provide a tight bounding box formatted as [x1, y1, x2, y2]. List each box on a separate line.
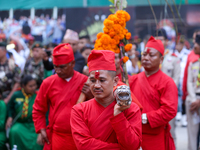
[81, 48, 92, 63]
[141, 47, 163, 71]
[32, 48, 43, 60]
[175, 42, 184, 52]
[155, 36, 167, 48]
[0, 47, 6, 59]
[194, 43, 200, 55]
[89, 70, 118, 101]
[63, 39, 78, 53]
[115, 53, 120, 70]
[53, 61, 75, 79]
[78, 38, 89, 50]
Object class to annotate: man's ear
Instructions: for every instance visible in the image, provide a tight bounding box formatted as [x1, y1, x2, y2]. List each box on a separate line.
[70, 60, 75, 68]
[113, 76, 119, 87]
[160, 56, 164, 64]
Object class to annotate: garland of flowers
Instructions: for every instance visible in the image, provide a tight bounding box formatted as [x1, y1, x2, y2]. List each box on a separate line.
[94, 10, 132, 64]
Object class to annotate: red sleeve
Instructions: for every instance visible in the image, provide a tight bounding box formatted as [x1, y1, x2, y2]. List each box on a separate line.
[110, 103, 142, 150]
[32, 80, 50, 133]
[182, 57, 190, 100]
[147, 79, 178, 128]
[70, 105, 120, 150]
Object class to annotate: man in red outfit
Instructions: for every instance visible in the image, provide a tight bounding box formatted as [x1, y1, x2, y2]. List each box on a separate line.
[129, 36, 178, 150]
[70, 50, 142, 150]
[32, 43, 87, 150]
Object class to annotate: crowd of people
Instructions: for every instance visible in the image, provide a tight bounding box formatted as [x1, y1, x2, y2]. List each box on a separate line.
[0, 15, 200, 150]
[0, 15, 66, 45]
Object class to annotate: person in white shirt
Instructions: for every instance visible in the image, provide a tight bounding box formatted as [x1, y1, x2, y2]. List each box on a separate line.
[175, 35, 190, 126]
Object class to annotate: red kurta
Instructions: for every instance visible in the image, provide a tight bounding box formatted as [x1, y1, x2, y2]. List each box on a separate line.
[32, 71, 87, 150]
[182, 50, 199, 100]
[129, 70, 178, 150]
[70, 99, 142, 150]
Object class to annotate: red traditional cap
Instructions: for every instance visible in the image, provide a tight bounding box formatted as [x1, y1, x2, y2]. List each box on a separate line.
[145, 36, 164, 55]
[88, 50, 116, 72]
[53, 43, 74, 65]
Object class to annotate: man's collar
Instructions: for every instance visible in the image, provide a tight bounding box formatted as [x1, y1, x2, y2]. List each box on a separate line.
[65, 77, 72, 82]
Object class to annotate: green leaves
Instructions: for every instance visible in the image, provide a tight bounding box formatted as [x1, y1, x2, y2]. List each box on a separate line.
[109, 8, 116, 14]
[109, 0, 115, 4]
[109, 0, 128, 13]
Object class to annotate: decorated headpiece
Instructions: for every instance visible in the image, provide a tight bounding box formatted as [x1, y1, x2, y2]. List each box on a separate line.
[88, 50, 116, 73]
[145, 36, 165, 55]
[63, 29, 79, 42]
[53, 43, 74, 65]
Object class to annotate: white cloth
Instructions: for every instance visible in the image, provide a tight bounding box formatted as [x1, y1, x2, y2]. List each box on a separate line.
[7, 48, 26, 71]
[65, 77, 72, 82]
[175, 47, 190, 84]
[126, 60, 143, 75]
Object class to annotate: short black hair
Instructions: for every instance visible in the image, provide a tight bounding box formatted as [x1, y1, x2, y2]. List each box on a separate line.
[21, 75, 35, 86]
[80, 45, 93, 53]
[45, 43, 57, 49]
[0, 42, 7, 50]
[79, 35, 90, 41]
[107, 71, 117, 78]
[155, 28, 168, 40]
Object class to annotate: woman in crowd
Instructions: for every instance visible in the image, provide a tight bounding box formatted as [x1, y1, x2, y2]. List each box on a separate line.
[6, 75, 43, 150]
[126, 43, 143, 75]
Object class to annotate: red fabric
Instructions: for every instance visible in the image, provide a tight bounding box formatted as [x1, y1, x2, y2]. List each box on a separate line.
[88, 50, 116, 72]
[116, 73, 130, 82]
[182, 50, 199, 100]
[171, 53, 177, 57]
[145, 36, 164, 55]
[129, 70, 177, 150]
[53, 43, 74, 65]
[114, 80, 143, 111]
[32, 71, 87, 150]
[52, 131, 77, 150]
[70, 99, 142, 150]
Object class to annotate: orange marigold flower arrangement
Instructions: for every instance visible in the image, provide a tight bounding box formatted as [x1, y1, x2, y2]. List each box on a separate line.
[122, 56, 129, 63]
[94, 10, 132, 54]
[124, 43, 132, 52]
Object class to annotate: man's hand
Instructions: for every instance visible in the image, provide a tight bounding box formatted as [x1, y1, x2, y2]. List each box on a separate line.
[40, 129, 50, 144]
[43, 50, 49, 61]
[5, 117, 13, 130]
[114, 103, 130, 116]
[190, 100, 200, 114]
[37, 133, 44, 145]
[81, 82, 94, 100]
[4, 97, 10, 104]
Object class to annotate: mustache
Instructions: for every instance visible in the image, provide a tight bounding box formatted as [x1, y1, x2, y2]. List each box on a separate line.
[93, 88, 103, 92]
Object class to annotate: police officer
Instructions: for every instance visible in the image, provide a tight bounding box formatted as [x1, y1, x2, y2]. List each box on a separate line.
[0, 42, 21, 104]
[155, 28, 181, 145]
[22, 42, 44, 88]
[186, 34, 200, 150]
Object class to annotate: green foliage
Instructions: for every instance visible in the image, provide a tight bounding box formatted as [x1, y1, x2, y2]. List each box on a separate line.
[109, 0, 115, 4]
[109, 0, 128, 13]
[109, 8, 116, 14]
